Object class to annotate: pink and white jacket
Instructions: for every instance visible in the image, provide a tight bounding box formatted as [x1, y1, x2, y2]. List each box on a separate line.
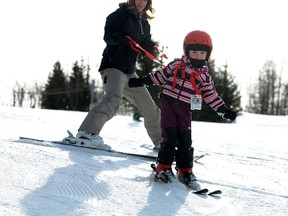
[147, 56, 225, 111]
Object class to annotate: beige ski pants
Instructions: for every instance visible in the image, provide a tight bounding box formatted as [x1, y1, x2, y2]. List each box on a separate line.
[79, 68, 162, 146]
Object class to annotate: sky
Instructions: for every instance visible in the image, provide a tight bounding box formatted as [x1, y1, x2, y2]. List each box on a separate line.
[1, 0, 288, 106]
[0, 106, 287, 215]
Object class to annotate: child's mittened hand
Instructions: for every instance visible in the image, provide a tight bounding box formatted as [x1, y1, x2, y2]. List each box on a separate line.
[224, 109, 237, 121]
[217, 105, 237, 121]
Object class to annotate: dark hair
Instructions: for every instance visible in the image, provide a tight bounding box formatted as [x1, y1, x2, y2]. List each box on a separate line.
[127, 0, 155, 20]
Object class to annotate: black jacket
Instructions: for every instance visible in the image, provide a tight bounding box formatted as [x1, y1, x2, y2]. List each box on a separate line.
[99, 3, 155, 74]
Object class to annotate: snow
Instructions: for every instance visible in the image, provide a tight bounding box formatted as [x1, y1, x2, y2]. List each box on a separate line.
[0, 106, 287, 216]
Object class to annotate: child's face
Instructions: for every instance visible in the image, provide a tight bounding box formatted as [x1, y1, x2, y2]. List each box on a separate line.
[189, 50, 207, 60]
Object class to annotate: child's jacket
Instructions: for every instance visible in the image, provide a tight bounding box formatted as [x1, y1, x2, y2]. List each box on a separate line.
[148, 56, 225, 111]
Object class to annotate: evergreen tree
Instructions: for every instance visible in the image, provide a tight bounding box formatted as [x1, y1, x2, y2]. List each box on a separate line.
[192, 60, 242, 122]
[67, 59, 90, 111]
[41, 61, 68, 109]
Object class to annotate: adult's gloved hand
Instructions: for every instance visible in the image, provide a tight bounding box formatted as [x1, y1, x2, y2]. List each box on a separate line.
[128, 76, 153, 88]
[128, 78, 144, 87]
[217, 105, 237, 121]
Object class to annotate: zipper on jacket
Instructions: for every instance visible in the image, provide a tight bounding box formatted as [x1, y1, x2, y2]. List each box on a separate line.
[138, 15, 144, 34]
[176, 77, 186, 102]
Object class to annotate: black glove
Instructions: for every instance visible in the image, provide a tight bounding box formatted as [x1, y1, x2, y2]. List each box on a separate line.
[128, 78, 144, 87]
[224, 109, 237, 121]
[128, 76, 153, 88]
[217, 105, 237, 121]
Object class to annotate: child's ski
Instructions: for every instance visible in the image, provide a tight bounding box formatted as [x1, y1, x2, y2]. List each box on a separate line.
[151, 164, 222, 196]
[208, 190, 222, 196]
[150, 164, 208, 195]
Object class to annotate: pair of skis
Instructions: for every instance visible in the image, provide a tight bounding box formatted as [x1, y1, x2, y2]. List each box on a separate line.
[151, 164, 222, 196]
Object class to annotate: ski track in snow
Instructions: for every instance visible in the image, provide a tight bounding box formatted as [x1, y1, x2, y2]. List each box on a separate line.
[0, 106, 288, 216]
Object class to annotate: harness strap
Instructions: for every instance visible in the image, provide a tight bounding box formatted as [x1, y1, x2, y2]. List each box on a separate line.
[172, 61, 185, 89]
[190, 71, 202, 95]
[153, 45, 168, 59]
[172, 61, 202, 95]
[125, 36, 166, 68]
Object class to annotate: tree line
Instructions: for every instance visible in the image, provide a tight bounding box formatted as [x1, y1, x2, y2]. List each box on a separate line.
[11, 43, 288, 122]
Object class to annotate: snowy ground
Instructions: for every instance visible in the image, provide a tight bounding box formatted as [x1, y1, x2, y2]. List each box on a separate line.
[0, 106, 287, 216]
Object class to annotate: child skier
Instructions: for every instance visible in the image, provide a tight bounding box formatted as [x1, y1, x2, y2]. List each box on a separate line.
[128, 30, 237, 190]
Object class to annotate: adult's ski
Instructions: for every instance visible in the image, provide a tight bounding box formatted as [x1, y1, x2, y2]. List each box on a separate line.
[19, 136, 157, 161]
[18, 136, 208, 163]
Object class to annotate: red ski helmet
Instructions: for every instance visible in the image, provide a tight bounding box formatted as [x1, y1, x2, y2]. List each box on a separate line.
[183, 30, 213, 61]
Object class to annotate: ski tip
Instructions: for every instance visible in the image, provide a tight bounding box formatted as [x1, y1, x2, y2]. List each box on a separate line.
[208, 190, 222, 196]
[192, 188, 209, 194]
